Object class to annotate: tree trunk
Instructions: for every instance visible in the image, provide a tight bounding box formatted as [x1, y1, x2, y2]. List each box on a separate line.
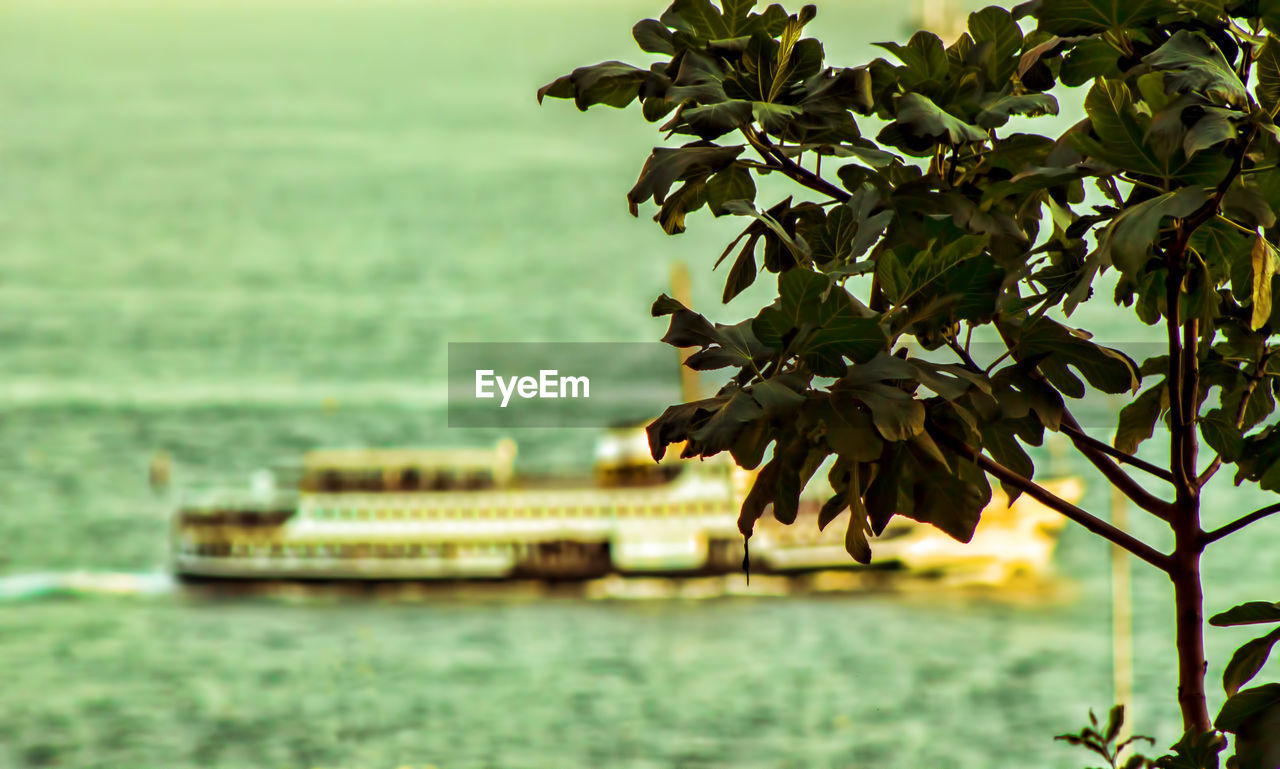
[1171, 505, 1211, 734]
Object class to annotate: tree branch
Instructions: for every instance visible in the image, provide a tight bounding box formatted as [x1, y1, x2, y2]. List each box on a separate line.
[1164, 238, 1192, 493]
[932, 429, 1172, 570]
[1203, 502, 1280, 545]
[1180, 317, 1200, 492]
[1058, 417, 1174, 519]
[1059, 422, 1175, 484]
[1198, 359, 1265, 486]
[742, 126, 850, 203]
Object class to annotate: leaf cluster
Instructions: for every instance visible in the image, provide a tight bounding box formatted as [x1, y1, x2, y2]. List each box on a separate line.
[540, 0, 1280, 563]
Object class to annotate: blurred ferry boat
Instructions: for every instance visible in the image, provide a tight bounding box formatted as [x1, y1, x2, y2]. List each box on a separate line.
[170, 427, 1080, 584]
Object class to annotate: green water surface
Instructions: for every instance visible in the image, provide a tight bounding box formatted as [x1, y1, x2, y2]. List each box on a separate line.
[0, 1, 1278, 767]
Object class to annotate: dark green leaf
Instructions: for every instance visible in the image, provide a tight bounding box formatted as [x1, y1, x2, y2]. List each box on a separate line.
[1115, 380, 1166, 454]
[1211, 601, 1280, 626]
[706, 164, 757, 215]
[1183, 108, 1237, 158]
[818, 396, 884, 462]
[633, 19, 675, 55]
[1256, 35, 1280, 114]
[968, 6, 1023, 83]
[1215, 683, 1280, 732]
[877, 93, 987, 155]
[668, 100, 755, 139]
[1223, 627, 1280, 697]
[1035, 0, 1171, 35]
[1144, 31, 1247, 107]
[722, 233, 760, 302]
[750, 377, 806, 416]
[875, 30, 949, 85]
[1059, 36, 1122, 86]
[1102, 186, 1211, 276]
[976, 93, 1059, 129]
[1015, 317, 1141, 395]
[538, 61, 651, 110]
[628, 145, 744, 215]
[1199, 410, 1244, 462]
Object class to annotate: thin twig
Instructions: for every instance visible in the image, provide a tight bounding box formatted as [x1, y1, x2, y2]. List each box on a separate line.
[1203, 502, 1280, 545]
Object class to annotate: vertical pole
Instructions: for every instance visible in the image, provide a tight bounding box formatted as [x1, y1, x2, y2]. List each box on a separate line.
[669, 261, 702, 403]
[1111, 401, 1135, 758]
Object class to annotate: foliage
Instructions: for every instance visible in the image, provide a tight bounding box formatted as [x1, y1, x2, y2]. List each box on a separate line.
[1057, 706, 1157, 769]
[1210, 601, 1280, 769]
[541, 0, 1280, 757]
[1058, 704, 1233, 769]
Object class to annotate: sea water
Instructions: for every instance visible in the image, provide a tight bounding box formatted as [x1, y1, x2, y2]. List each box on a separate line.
[0, 1, 1277, 767]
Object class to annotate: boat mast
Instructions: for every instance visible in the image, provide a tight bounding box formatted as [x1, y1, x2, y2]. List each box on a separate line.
[669, 261, 702, 403]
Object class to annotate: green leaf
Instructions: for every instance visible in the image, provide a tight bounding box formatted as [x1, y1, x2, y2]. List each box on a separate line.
[906, 456, 988, 542]
[875, 30, 949, 86]
[628, 145, 744, 215]
[1215, 683, 1280, 732]
[1223, 627, 1280, 697]
[976, 93, 1059, 129]
[633, 19, 675, 55]
[803, 313, 888, 369]
[738, 454, 779, 535]
[1070, 79, 1166, 177]
[667, 52, 729, 103]
[844, 495, 872, 564]
[1115, 380, 1166, 453]
[1103, 186, 1211, 276]
[809, 205, 857, 266]
[730, 419, 770, 469]
[1257, 36, 1280, 114]
[721, 233, 760, 303]
[1251, 235, 1277, 331]
[538, 61, 650, 110]
[968, 6, 1023, 83]
[1143, 31, 1248, 107]
[685, 318, 772, 370]
[1265, 0, 1280, 35]
[1014, 317, 1141, 396]
[721, 199, 811, 260]
[817, 395, 884, 462]
[1059, 36, 1122, 86]
[667, 100, 755, 139]
[877, 93, 987, 155]
[979, 422, 1034, 502]
[865, 443, 909, 533]
[1183, 108, 1237, 158]
[667, 0, 732, 39]
[690, 387, 764, 451]
[779, 267, 831, 323]
[1035, 0, 1171, 35]
[655, 177, 708, 234]
[706, 164, 757, 215]
[1211, 601, 1280, 626]
[843, 382, 925, 441]
[1199, 410, 1244, 462]
[1223, 185, 1275, 230]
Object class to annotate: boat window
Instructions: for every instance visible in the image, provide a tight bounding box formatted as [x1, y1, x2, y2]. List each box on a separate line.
[321, 470, 343, 492]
